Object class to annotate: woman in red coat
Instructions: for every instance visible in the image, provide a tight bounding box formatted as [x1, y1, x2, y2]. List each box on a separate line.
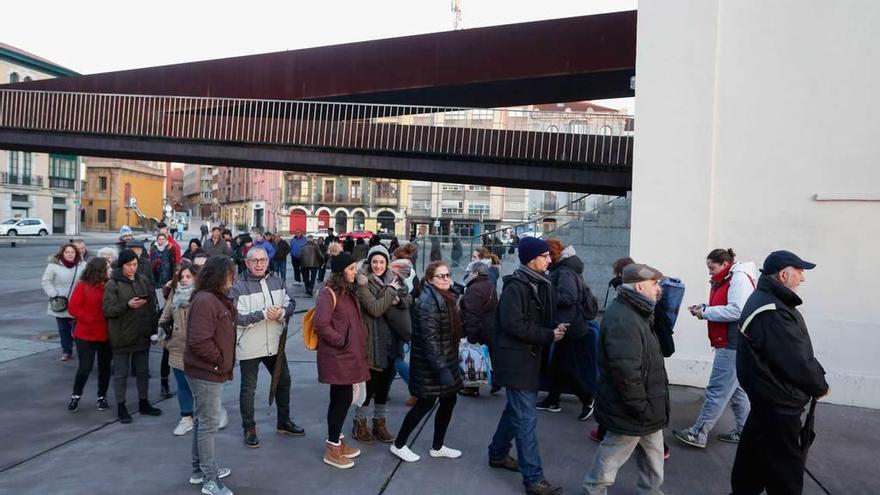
[314, 252, 370, 469]
[67, 257, 113, 413]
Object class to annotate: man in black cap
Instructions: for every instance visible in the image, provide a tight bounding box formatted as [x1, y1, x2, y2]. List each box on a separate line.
[582, 263, 669, 495]
[731, 250, 828, 495]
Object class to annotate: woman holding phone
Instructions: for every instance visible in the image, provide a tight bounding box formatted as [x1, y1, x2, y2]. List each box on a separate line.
[102, 248, 161, 423]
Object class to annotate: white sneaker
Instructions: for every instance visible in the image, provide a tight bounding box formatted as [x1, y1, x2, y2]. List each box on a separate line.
[189, 467, 231, 485]
[218, 408, 229, 430]
[429, 446, 462, 459]
[200, 480, 233, 495]
[174, 416, 194, 436]
[390, 444, 421, 463]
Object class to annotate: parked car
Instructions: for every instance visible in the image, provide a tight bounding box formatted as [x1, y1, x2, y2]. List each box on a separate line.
[0, 218, 49, 236]
[337, 230, 374, 240]
[307, 229, 330, 240]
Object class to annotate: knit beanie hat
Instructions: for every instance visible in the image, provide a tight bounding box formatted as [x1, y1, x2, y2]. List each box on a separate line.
[331, 252, 356, 274]
[119, 225, 133, 237]
[118, 248, 138, 267]
[366, 245, 390, 264]
[518, 236, 550, 265]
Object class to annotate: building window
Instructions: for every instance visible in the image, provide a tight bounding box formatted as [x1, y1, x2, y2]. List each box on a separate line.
[441, 200, 463, 214]
[468, 202, 490, 215]
[49, 155, 77, 189]
[8, 151, 19, 179]
[53, 197, 66, 205]
[323, 179, 334, 202]
[97, 209, 107, 223]
[569, 197, 586, 212]
[467, 185, 489, 192]
[543, 191, 558, 211]
[411, 200, 431, 211]
[441, 183, 463, 191]
[22, 153, 32, 179]
[350, 180, 362, 201]
[374, 179, 397, 199]
[11, 194, 28, 202]
[98, 176, 108, 191]
[9, 72, 20, 84]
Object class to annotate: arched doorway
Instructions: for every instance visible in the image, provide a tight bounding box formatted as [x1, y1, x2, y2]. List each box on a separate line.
[353, 211, 366, 232]
[377, 211, 395, 234]
[335, 211, 348, 233]
[317, 210, 330, 230]
[289, 208, 307, 234]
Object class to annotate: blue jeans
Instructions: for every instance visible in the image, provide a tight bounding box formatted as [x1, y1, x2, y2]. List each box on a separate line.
[272, 259, 287, 282]
[189, 376, 224, 483]
[394, 343, 410, 385]
[173, 368, 194, 416]
[687, 348, 750, 443]
[56, 317, 75, 356]
[488, 388, 544, 486]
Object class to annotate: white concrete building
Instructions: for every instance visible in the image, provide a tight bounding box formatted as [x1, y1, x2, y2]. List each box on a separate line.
[633, 1, 880, 408]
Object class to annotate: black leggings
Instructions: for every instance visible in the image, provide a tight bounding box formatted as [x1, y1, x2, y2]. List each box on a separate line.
[160, 348, 171, 381]
[72, 339, 112, 398]
[363, 365, 395, 407]
[394, 393, 457, 450]
[327, 384, 353, 443]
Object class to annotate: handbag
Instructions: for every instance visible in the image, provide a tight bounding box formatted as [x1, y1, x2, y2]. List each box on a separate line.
[49, 265, 78, 313]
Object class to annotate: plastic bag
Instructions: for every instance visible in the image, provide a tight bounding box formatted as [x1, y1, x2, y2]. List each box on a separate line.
[459, 339, 492, 387]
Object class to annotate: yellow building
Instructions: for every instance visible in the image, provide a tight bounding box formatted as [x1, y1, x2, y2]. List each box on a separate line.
[82, 158, 166, 232]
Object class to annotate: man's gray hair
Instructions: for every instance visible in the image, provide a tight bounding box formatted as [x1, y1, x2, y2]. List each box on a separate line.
[246, 246, 269, 260]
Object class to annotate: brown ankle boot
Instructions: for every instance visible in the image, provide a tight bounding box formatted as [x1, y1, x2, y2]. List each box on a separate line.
[352, 417, 374, 444]
[323, 441, 354, 469]
[338, 435, 361, 459]
[372, 417, 396, 443]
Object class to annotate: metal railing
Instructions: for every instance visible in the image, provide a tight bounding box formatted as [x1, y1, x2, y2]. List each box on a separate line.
[0, 172, 43, 187]
[0, 89, 633, 167]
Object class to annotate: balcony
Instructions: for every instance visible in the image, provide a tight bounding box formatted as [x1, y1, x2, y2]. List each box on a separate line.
[49, 177, 76, 189]
[0, 173, 44, 187]
[373, 196, 399, 207]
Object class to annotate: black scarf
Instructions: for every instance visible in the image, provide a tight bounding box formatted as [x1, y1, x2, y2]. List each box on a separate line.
[617, 285, 657, 317]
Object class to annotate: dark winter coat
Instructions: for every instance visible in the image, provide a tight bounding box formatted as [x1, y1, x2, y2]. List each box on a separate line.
[409, 284, 463, 398]
[149, 245, 175, 287]
[273, 238, 291, 261]
[102, 270, 157, 353]
[300, 241, 324, 268]
[203, 238, 232, 257]
[460, 274, 497, 345]
[313, 287, 371, 385]
[737, 275, 828, 415]
[492, 268, 556, 391]
[429, 237, 442, 262]
[184, 290, 236, 383]
[595, 293, 669, 436]
[549, 255, 599, 392]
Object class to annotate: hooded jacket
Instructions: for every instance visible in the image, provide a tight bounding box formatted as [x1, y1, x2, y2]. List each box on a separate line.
[68, 281, 108, 342]
[460, 273, 497, 345]
[313, 286, 371, 385]
[102, 270, 157, 353]
[229, 271, 295, 361]
[549, 249, 597, 339]
[595, 290, 669, 436]
[737, 275, 828, 414]
[492, 267, 556, 391]
[41, 255, 85, 318]
[185, 290, 236, 383]
[409, 283, 463, 398]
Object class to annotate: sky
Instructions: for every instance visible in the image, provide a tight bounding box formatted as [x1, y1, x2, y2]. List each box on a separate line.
[4, 0, 637, 112]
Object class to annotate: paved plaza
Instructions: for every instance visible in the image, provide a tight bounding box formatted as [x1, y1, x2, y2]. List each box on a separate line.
[0, 238, 873, 494]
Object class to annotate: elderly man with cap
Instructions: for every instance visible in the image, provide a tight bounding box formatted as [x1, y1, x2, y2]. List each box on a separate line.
[487, 236, 568, 495]
[731, 250, 827, 495]
[582, 263, 669, 495]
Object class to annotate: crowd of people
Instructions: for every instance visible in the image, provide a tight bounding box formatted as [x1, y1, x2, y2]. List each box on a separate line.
[40, 220, 827, 495]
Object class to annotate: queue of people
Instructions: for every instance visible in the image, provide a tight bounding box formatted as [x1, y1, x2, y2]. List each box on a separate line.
[46, 221, 827, 495]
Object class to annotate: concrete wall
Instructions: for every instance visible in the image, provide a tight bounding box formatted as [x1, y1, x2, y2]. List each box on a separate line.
[633, 0, 880, 407]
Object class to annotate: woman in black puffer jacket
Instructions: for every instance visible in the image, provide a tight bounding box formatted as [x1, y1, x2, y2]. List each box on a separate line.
[391, 261, 463, 463]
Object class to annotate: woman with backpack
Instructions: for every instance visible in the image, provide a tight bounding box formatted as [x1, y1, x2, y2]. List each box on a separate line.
[673, 248, 755, 450]
[458, 259, 498, 397]
[351, 245, 412, 445]
[536, 240, 599, 421]
[391, 261, 463, 463]
[313, 252, 370, 469]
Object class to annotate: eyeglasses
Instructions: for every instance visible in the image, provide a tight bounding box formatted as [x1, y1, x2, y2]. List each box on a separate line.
[248, 258, 269, 264]
[433, 273, 451, 280]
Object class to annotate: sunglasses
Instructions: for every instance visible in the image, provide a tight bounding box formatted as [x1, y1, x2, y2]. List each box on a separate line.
[433, 273, 451, 280]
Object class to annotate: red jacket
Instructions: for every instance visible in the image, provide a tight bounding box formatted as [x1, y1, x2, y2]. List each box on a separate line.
[314, 287, 370, 385]
[68, 282, 109, 342]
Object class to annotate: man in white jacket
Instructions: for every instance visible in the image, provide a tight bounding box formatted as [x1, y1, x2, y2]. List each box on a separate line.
[230, 246, 304, 449]
[674, 248, 756, 449]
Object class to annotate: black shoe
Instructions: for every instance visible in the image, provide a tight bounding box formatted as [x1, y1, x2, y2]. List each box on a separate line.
[244, 428, 261, 448]
[118, 403, 132, 424]
[578, 400, 595, 421]
[277, 420, 306, 437]
[160, 382, 174, 399]
[488, 456, 519, 472]
[490, 384, 502, 394]
[68, 396, 80, 413]
[535, 400, 561, 413]
[138, 399, 162, 416]
[458, 387, 480, 397]
[525, 479, 563, 495]
[96, 397, 109, 411]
